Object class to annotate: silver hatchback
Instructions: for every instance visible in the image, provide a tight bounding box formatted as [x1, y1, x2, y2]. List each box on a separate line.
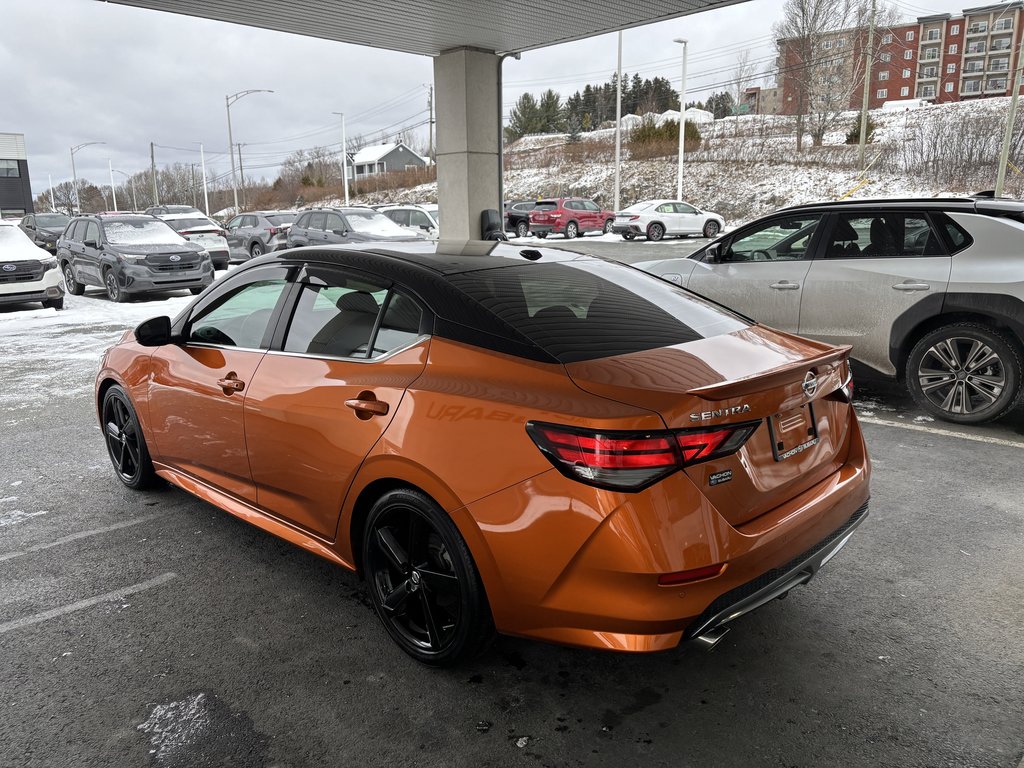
[638, 198, 1024, 424]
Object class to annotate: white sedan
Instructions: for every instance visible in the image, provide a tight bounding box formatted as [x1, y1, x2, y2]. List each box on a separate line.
[611, 199, 724, 242]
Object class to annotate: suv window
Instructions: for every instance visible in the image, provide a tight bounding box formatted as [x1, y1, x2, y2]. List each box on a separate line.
[582, 201, 601, 212]
[309, 212, 327, 231]
[67, 220, 86, 241]
[227, 216, 243, 229]
[825, 213, 945, 258]
[723, 214, 821, 262]
[84, 221, 100, 245]
[325, 213, 345, 232]
[387, 210, 410, 227]
[534, 201, 559, 210]
[188, 279, 289, 349]
[409, 211, 432, 229]
[447, 260, 747, 364]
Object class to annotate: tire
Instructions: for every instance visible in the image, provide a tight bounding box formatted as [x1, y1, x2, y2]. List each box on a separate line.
[905, 322, 1022, 424]
[536, 232, 548, 239]
[104, 268, 127, 303]
[703, 220, 721, 238]
[515, 221, 529, 238]
[250, 242, 264, 259]
[564, 221, 579, 239]
[622, 232, 637, 241]
[63, 262, 84, 296]
[101, 385, 158, 490]
[647, 222, 665, 242]
[362, 488, 494, 667]
[603, 218, 614, 234]
[189, 287, 206, 296]
[43, 298, 64, 310]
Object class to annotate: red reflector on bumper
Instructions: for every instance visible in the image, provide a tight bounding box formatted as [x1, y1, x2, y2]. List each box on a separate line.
[658, 563, 726, 586]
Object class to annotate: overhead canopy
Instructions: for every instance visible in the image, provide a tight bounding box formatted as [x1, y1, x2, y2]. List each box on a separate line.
[100, 0, 745, 56]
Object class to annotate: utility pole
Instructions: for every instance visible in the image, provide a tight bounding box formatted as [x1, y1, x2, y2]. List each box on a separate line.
[332, 112, 350, 206]
[995, 45, 1024, 196]
[199, 143, 210, 216]
[237, 143, 247, 209]
[109, 159, 118, 211]
[673, 38, 689, 201]
[190, 163, 197, 207]
[150, 142, 159, 206]
[47, 174, 55, 212]
[857, 0, 877, 171]
[614, 31, 623, 212]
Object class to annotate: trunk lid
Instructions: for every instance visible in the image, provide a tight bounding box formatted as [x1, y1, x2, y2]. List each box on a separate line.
[563, 326, 855, 527]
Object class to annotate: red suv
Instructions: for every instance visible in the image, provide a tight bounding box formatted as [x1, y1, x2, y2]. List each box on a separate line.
[529, 197, 615, 239]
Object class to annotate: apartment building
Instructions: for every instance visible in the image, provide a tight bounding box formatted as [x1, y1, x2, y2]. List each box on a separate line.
[777, 1, 1024, 113]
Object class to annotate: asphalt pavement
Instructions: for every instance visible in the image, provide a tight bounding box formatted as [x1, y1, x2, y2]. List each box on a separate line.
[1, 242, 1022, 768]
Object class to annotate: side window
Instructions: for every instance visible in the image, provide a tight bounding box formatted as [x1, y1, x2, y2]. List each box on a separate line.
[583, 201, 601, 211]
[373, 292, 425, 355]
[656, 203, 674, 214]
[674, 203, 697, 214]
[85, 221, 100, 245]
[723, 215, 821, 263]
[294, 214, 308, 229]
[935, 213, 972, 253]
[308, 212, 327, 231]
[388, 210, 410, 227]
[409, 211, 432, 229]
[282, 272, 387, 358]
[240, 216, 254, 228]
[325, 213, 345, 232]
[227, 216, 243, 229]
[187, 279, 289, 348]
[66, 221, 83, 241]
[824, 213, 945, 259]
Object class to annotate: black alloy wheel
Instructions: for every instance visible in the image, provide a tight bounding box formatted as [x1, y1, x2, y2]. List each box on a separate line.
[63, 263, 84, 295]
[363, 488, 493, 666]
[250, 241, 264, 258]
[647, 222, 665, 241]
[104, 269, 127, 303]
[906, 322, 1022, 424]
[703, 220, 721, 238]
[516, 221, 529, 238]
[102, 386, 157, 489]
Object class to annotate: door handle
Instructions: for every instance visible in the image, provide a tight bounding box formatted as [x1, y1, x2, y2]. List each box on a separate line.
[345, 394, 390, 419]
[217, 373, 245, 394]
[770, 281, 800, 290]
[892, 282, 930, 291]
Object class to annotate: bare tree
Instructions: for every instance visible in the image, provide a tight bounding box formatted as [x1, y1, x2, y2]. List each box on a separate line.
[732, 50, 759, 112]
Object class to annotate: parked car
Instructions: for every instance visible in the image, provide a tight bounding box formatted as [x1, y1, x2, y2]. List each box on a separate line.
[0, 221, 64, 310]
[638, 197, 1024, 424]
[144, 205, 202, 216]
[96, 241, 869, 666]
[19, 212, 72, 253]
[528, 198, 615, 239]
[224, 211, 296, 261]
[504, 200, 536, 238]
[57, 213, 213, 302]
[379, 204, 439, 240]
[287, 207, 423, 247]
[612, 199, 724, 241]
[158, 213, 230, 269]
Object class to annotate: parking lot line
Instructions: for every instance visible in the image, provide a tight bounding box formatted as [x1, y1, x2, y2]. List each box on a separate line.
[858, 415, 1024, 450]
[0, 572, 178, 635]
[0, 514, 164, 562]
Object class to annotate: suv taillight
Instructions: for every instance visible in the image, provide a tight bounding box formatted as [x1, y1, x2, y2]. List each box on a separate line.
[526, 421, 759, 492]
[268, 226, 281, 236]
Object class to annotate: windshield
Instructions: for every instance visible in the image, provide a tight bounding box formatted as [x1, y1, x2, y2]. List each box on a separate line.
[343, 210, 413, 237]
[104, 219, 186, 245]
[37, 214, 71, 229]
[266, 214, 296, 225]
[169, 217, 218, 231]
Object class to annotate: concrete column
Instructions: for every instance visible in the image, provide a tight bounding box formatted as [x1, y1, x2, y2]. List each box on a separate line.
[434, 47, 500, 241]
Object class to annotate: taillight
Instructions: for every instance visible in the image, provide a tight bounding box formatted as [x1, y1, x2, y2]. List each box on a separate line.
[526, 421, 759, 492]
[268, 226, 281, 236]
[629, 215, 640, 221]
[218, 229, 227, 238]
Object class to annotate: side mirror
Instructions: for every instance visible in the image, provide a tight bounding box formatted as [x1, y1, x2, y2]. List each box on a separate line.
[480, 208, 504, 240]
[83, 238, 98, 249]
[705, 243, 721, 264]
[135, 316, 174, 347]
[333, 229, 348, 236]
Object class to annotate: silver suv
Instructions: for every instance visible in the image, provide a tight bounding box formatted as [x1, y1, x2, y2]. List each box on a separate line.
[638, 198, 1024, 424]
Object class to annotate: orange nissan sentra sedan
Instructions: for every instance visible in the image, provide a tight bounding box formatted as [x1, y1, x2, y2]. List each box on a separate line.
[96, 242, 870, 666]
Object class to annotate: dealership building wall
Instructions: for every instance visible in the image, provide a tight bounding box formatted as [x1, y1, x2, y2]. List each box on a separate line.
[0, 133, 34, 218]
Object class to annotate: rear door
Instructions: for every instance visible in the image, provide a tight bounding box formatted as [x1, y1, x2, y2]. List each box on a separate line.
[685, 213, 823, 332]
[798, 210, 952, 374]
[244, 265, 428, 538]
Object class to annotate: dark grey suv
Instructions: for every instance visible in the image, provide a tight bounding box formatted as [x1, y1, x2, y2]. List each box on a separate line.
[225, 211, 296, 262]
[19, 212, 71, 253]
[57, 214, 213, 302]
[286, 207, 422, 248]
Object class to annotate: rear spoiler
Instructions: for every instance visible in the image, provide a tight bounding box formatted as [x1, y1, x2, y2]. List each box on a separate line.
[689, 346, 852, 401]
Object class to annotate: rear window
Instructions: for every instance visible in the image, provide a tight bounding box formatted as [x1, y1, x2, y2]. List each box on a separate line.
[169, 217, 217, 231]
[534, 201, 559, 210]
[446, 261, 747, 363]
[266, 214, 295, 225]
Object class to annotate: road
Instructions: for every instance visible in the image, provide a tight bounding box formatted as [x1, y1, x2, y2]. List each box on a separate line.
[1, 242, 1022, 768]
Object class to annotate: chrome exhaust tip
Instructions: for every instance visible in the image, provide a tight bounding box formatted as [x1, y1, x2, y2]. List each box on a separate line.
[692, 625, 730, 651]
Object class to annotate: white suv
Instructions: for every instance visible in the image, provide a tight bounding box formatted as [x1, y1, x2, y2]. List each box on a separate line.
[638, 198, 1024, 424]
[0, 221, 64, 310]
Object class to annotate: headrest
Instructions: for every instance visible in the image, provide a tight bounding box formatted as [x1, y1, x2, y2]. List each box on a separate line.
[336, 291, 379, 314]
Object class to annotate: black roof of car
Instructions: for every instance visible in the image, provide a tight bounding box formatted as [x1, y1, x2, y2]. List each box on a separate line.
[780, 197, 1024, 215]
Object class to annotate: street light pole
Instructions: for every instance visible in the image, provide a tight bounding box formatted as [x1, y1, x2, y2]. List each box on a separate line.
[226, 89, 273, 212]
[673, 38, 688, 201]
[109, 159, 118, 211]
[70, 141, 105, 213]
[199, 143, 210, 216]
[112, 169, 138, 211]
[614, 31, 623, 212]
[332, 111, 350, 206]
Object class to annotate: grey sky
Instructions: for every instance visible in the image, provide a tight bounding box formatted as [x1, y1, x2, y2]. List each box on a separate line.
[6, 0, 967, 198]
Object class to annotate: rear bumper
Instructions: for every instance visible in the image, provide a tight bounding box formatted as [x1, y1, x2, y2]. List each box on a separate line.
[611, 223, 642, 235]
[529, 223, 558, 235]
